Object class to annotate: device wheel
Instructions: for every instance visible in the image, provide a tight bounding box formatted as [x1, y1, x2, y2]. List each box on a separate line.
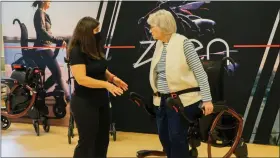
[68, 125, 74, 144]
[68, 124, 74, 144]
[68, 129, 72, 144]
[42, 117, 50, 132]
[68, 135, 71, 144]
[53, 105, 66, 119]
[71, 125, 74, 138]
[1, 116, 11, 130]
[113, 130, 117, 141]
[70, 125, 74, 137]
[190, 148, 198, 158]
[68, 114, 75, 144]
[71, 118, 75, 130]
[70, 114, 75, 137]
[109, 123, 113, 136]
[234, 138, 248, 158]
[43, 124, 50, 133]
[33, 120, 40, 136]
[111, 123, 116, 141]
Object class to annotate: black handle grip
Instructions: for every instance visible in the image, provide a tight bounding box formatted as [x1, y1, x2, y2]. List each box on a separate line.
[165, 97, 195, 124]
[129, 92, 156, 117]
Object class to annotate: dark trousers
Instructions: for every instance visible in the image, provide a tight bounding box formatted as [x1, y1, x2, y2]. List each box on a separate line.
[70, 95, 110, 158]
[155, 97, 202, 158]
[40, 49, 70, 100]
[26, 49, 70, 101]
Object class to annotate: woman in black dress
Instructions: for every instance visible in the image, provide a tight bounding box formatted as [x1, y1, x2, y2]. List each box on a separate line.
[67, 16, 128, 158]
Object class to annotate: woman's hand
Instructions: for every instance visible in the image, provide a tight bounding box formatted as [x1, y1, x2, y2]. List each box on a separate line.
[105, 82, 124, 97]
[113, 77, 128, 91]
[62, 41, 67, 50]
[201, 101, 214, 115]
[62, 41, 67, 48]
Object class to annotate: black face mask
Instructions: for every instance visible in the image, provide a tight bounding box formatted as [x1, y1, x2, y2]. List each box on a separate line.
[94, 32, 101, 42]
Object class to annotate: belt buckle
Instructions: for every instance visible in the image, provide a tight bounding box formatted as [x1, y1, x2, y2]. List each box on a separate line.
[154, 92, 159, 97]
[171, 93, 177, 99]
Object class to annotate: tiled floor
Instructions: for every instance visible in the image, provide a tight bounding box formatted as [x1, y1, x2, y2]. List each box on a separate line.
[1, 123, 279, 157]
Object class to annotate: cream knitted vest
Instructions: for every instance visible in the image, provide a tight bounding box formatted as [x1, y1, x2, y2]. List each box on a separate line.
[149, 33, 202, 107]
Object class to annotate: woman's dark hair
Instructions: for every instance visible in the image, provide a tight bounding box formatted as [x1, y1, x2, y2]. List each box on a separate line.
[32, 0, 43, 8]
[67, 16, 104, 60]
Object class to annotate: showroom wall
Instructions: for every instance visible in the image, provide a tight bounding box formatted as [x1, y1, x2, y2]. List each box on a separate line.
[101, 1, 280, 146]
[2, 1, 280, 146]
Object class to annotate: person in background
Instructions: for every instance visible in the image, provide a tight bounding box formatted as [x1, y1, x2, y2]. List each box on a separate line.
[67, 16, 128, 158]
[147, 9, 214, 158]
[32, 0, 70, 105]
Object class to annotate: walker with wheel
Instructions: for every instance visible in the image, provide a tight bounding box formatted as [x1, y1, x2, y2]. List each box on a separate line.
[129, 56, 248, 158]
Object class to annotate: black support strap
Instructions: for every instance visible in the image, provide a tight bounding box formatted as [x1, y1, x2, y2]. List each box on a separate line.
[153, 87, 200, 98]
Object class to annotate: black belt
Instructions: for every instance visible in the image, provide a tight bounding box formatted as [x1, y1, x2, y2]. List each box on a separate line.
[153, 87, 200, 98]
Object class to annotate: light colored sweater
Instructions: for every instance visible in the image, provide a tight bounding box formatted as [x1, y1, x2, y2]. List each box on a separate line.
[150, 33, 212, 107]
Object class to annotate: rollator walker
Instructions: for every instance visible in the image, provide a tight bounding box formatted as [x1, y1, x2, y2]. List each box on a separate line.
[129, 50, 248, 158]
[1, 18, 67, 136]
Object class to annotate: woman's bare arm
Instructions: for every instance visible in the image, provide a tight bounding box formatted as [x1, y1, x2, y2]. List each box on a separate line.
[105, 69, 116, 82]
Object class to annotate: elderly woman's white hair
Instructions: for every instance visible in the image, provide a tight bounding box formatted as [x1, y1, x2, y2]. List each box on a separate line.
[147, 9, 177, 34]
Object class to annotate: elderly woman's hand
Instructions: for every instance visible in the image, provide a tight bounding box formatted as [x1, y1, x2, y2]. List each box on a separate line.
[202, 101, 214, 115]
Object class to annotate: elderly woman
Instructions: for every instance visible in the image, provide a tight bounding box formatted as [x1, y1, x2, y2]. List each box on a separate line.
[147, 9, 214, 158]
